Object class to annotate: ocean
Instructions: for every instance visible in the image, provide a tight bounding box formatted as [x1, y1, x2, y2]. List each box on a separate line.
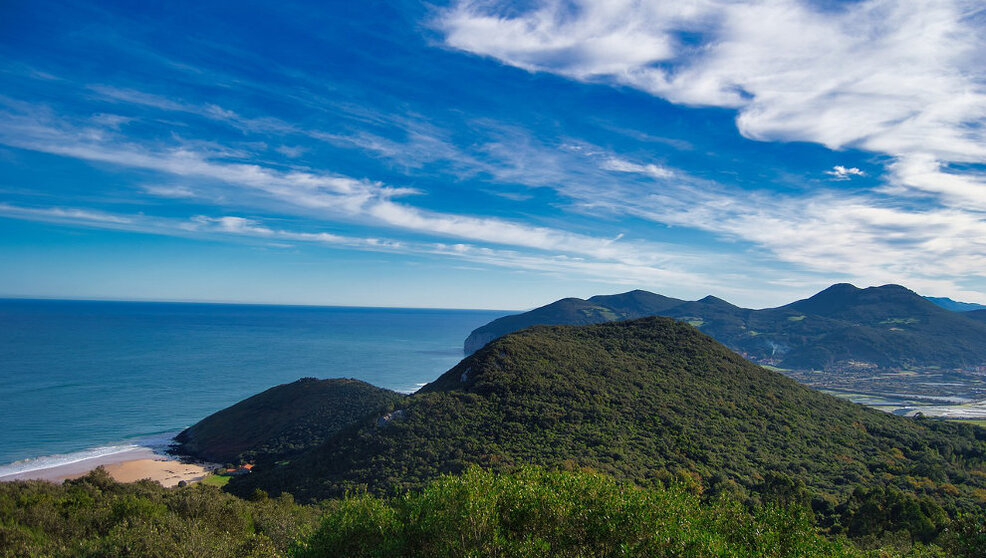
[0, 299, 506, 476]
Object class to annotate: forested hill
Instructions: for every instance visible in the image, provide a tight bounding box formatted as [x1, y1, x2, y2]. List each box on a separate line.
[231, 318, 986, 529]
[464, 283, 986, 369]
[173, 378, 404, 464]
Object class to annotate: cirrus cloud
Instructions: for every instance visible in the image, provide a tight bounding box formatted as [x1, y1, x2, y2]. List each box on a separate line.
[437, 0, 986, 205]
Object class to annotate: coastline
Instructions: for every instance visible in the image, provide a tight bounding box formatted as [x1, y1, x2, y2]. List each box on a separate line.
[0, 444, 216, 488]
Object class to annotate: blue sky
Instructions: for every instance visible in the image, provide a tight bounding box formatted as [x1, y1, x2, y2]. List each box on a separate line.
[1, 0, 985, 309]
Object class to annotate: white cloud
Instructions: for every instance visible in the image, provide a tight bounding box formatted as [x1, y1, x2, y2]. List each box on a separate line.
[599, 157, 674, 179]
[0, 105, 713, 283]
[440, 1, 687, 78]
[0, 203, 135, 225]
[274, 145, 307, 158]
[0, 201, 731, 293]
[89, 85, 300, 135]
[90, 113, 134, 129]
[825, 165, 865, 180]
[437, 0, 986, 204]
[142, 184, 196, 198]
[471, 137, 986, 298]
[432, 0, 986, 299]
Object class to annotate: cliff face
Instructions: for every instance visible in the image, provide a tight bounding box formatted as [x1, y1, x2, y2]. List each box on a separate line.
[463, 330, 499, 355]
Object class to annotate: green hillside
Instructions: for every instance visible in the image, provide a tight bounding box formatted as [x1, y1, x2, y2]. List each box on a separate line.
[231, 318, 986, 546]
[173, 378, 404, 464]
[465, 284, 986, 370]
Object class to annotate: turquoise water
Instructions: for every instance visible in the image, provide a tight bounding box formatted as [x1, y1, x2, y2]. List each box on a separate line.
[0, 299, 505, 472]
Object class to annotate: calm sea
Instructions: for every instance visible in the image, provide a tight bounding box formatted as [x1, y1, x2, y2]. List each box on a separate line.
[0, 299, 506, 474]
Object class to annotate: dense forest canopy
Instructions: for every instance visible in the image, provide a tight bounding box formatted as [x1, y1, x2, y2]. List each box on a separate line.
[173, 378, 404, 465]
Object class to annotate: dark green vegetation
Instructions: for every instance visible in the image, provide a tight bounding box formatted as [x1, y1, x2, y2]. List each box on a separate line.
[465, 284, 986, 370]
[0, 468, 320, 557]
[173, 378, 404, 465]
[299, 467, 869, 557]
[9, 467, 983, 557]
[231, 318, 986, 551]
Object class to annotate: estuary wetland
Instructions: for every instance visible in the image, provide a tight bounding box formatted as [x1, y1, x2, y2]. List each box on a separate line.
[781, 365, 986, 422]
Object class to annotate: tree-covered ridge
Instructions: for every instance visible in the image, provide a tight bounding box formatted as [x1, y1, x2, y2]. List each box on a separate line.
[232, 317, 986, 544]
[173, 378, 404, 464]
[464, 284, 986, 369]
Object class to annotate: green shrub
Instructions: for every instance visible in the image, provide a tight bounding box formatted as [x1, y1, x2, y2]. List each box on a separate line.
[296, 466, 865, 558]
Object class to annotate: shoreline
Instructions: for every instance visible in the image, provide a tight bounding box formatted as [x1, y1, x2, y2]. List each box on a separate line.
[0, 445, 216, 488]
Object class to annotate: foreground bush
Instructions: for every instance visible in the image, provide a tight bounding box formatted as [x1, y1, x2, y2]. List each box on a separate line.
[0, 468, 320, 557]
[297, 466, 875, 558]
[2, 466, 981, 557]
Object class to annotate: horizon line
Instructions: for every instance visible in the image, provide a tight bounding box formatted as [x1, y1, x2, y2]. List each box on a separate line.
[0, 295, 517, 313]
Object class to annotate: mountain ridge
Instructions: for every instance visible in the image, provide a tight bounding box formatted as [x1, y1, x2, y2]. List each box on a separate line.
[464, 284, 986, 370]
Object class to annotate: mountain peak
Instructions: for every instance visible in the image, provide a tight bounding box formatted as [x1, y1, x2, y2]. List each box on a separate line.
[819, 282, 860, 295]
[869, 284, 913, 294]
[782, 283, 860, 313]
[697, 295, 736, 307]
[783, 282, 941, 321]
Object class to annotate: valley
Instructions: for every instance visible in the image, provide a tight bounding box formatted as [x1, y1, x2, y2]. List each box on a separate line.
[779, 365, 986, 419]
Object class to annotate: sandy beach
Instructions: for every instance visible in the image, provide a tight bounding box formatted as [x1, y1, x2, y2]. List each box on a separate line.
[0, 446, 215, 487]
[99, 458, 213, 487]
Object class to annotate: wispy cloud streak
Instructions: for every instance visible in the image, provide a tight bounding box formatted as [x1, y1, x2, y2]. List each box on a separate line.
[438, 0, 986, 205]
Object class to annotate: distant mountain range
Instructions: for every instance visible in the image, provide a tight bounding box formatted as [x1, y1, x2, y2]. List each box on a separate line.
[925, 296, 986, 312]
[465, 284, 986, 370]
